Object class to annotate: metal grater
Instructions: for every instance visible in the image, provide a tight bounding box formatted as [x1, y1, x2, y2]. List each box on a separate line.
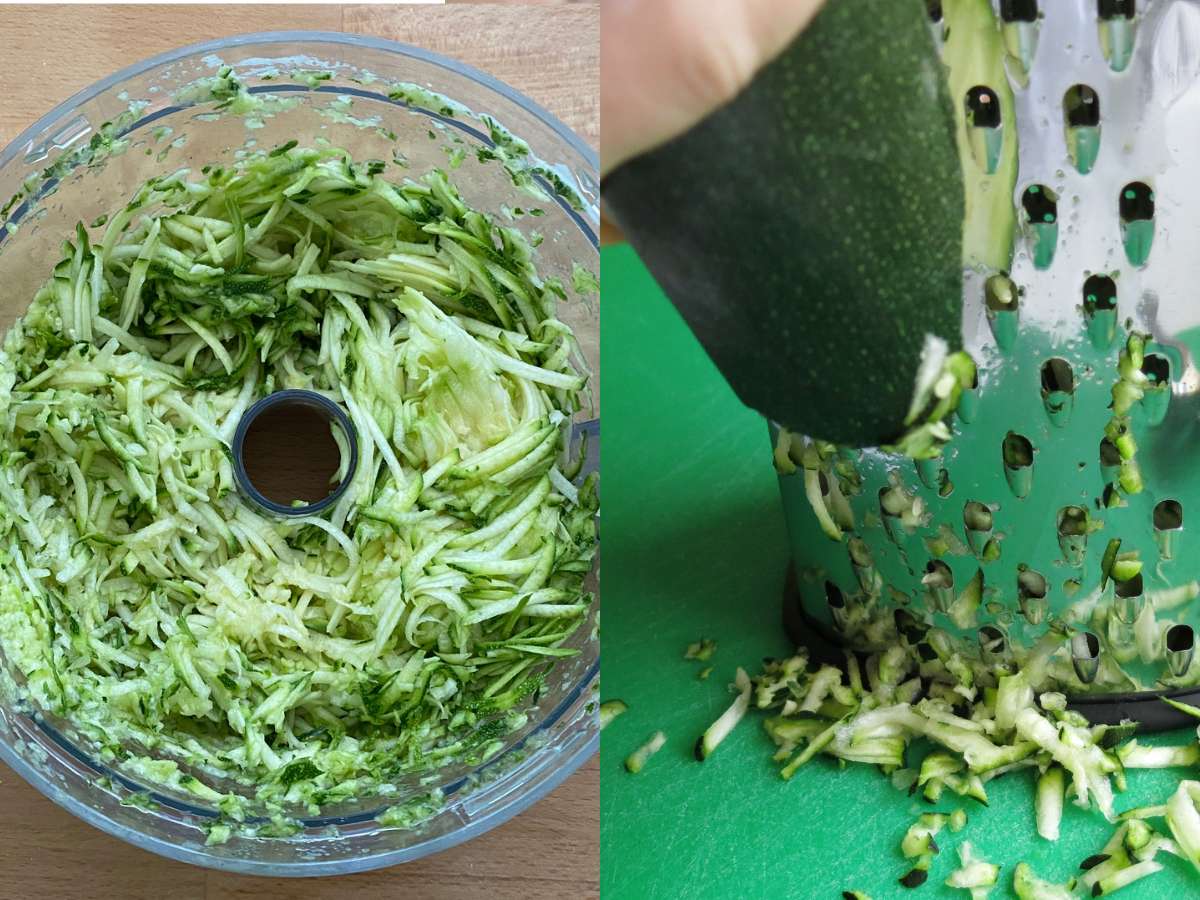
[776, 0, 1200, 729]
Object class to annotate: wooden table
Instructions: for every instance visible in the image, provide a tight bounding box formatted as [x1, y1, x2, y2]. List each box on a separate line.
[0, 5, 598, 898]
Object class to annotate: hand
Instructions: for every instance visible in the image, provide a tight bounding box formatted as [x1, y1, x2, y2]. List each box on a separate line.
[601, 0, 827, 183]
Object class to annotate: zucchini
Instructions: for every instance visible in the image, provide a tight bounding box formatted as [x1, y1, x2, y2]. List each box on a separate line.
[1036, 765, 1065, 841]
[684, 639, 717, 661]
[1013, 862, 1076, 900]
[945, 841, 999, 898]
[603, 0, 964, 447]
[742, 593, 1200, 899]
[600, 700, 628, 730]
[902, 812, 948, 858]
[1166, 781, 1200, 871]
[625, 731, 667, 774]
[695, 668, 751, 760]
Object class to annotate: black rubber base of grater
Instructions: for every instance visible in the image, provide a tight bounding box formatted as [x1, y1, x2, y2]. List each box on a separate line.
[781, 563, 1200, 733]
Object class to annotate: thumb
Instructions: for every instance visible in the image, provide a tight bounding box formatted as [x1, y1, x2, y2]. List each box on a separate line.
[601, 0, 827, 177]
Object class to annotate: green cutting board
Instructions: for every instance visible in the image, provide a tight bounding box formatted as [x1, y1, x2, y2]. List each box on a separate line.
[600, 244, 1197, 899]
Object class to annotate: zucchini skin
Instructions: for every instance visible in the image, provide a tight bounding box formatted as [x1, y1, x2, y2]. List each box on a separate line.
[943, 0, 1019, 272]
[605, 0, 964, 447]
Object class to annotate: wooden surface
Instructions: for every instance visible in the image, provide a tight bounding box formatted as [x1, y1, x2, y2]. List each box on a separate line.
[0, 4, 598, 151]
[0, 5, 598, 898]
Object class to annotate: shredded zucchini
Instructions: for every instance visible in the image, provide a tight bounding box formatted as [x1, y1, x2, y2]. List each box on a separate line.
[684, 638, 717, 661]
[625, 730, 667, 774]
[600, 699, 628, 730]
[945, 841, 999, 898]
[745, 599, 1200, 893]
[695, 667, 751, 760]
[950, 807, 968, 833]
[0, 145, 597, 817]
[1012, 862, 1075, 899]
[1036, 765, 1064, 841]
[1167, 780, 1200, 871]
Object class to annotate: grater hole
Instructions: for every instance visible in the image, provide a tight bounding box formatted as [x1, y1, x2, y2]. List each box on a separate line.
[985, 274, 1018, 312]
[1120, 181, 1154, 222]
[1166, 624, 1195, 676]
[825, 580, 846, 609]
[1142, 353, 1170, 385]
[1083, 274, 1117, 312]
[1018, 567, 1047, 599]
[1001, 0, 1038, 22]
[1115, 572, 1143, 598]
[848, 536, 873, 567]
[1075, 632, 1100, 657]
[1064, 84, 1100, 128]
[966, 86, 1002, 129]
[1098, 0, 1134, 18]
[1022, 571, 1051, 628]
[826, 580, 847, 630]
[1100, 438, 1121, 469]
[1071, 631, 1101, 684]
[1040, 358, 1074, 394]
[895, 608, 926, 643]
[924, 560, 953, 589]
[1057, 505, 1089, 536]
[964, 500, 993, 532]
[1168, 624, 1195, 654]
[1022, 184, 1058, 224]
[1102, 484, 1123, 508]
[1003, 432, 1034, 468]
[1154, 499, 1183, 531]
[979, 625, 1007, 655]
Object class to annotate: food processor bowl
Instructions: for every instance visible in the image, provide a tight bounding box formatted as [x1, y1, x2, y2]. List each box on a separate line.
[0, 32, 598, 875]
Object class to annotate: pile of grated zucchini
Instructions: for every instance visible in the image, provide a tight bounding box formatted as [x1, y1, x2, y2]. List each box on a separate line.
[0, 143, 597, 824]
[690, 602, 1200, 897]
[705, 334, 1196, 895]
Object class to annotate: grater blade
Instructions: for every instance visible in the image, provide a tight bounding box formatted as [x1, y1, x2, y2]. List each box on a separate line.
[776, 0, 1200, 728]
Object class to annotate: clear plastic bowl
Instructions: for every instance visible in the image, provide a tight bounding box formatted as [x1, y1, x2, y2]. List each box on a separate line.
[0, 32, 599, 876]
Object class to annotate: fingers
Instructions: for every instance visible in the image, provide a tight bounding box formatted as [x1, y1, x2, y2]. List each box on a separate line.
[601, 0, 827, 177]
[600, 214, 625, 246]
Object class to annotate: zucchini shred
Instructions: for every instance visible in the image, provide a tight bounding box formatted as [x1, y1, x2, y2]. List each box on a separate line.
[0, 142, 598, 826]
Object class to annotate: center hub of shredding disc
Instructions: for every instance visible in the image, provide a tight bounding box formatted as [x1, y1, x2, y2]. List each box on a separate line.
[232, 389, 358, 516]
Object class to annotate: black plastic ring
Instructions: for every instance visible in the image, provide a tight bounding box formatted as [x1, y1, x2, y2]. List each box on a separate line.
[231, 389, 358, 517]
[780, 563, 1200, 733]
